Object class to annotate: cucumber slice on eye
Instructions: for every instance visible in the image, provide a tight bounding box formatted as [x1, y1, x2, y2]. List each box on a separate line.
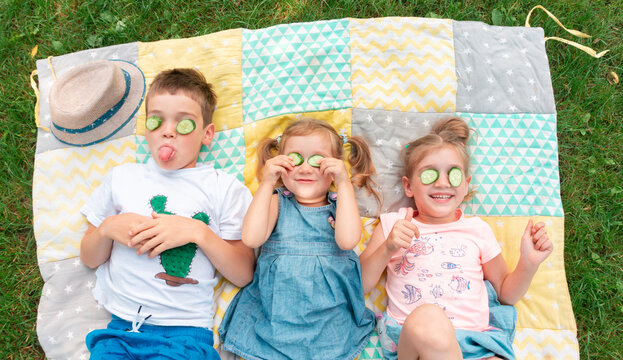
[420, 169, 439, 185]
[145, 116, 162, 131]
[288, 152, 304, 166]
[307, 154, 324, 168]
[176, 119, 196, 134]
[448, 167, 463, 187]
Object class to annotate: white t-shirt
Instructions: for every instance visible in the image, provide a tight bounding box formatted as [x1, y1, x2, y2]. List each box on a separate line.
[81, 159, 252, 328]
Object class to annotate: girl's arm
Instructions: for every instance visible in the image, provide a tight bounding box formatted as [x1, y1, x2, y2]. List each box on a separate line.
[242, 154, 292, 248]
[128, 213, 255, 287]
[484, 219, 553, 305]
[318, 157, 361, 250]
[334, 178, 361, 250]
[359, 224, 393, 293]
[359, 208, 419, 294]
[241, 183, 279, 248]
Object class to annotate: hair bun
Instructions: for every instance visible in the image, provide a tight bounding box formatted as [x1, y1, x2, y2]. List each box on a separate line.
[431, 117, 470, 146]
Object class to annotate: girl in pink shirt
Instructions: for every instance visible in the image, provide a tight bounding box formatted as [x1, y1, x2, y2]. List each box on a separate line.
[360, 117, 553, 360]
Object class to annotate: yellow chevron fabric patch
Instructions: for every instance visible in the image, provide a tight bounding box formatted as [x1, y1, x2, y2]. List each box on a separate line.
[514, 329, 579, 359]
[350, 17, 456, 112]
[359, 217, 388, 314]
[212, 274, 242, 347]
[33, 137, 137, 264]
[478, 216, 575, 331]
[137, 29, 243, 134]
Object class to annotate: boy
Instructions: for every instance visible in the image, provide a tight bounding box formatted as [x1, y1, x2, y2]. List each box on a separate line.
[80, 68, 254, 359]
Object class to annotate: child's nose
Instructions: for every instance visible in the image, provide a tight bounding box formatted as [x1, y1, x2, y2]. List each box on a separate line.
[161, 121, 176, 138]
[434, 173, 451, 187]
[298, 160, 314, 173]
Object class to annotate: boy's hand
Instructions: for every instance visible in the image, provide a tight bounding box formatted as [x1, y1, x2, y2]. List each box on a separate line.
[128, 212, 208, 258]
[100, 213, 152, 246]
[262, 154, 294, 186]
[520, 219, 553, 267]
[317, 157, 349, 187]
[385, 207, 419, 253]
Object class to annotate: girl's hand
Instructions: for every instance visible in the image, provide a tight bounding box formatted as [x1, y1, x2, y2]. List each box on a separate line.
[520, 219, 553, 267]
[386, 207, 420, 253]
[317, 157, 349, 187]
[128, 212, 208, 258]
[261, 154, 294, 186]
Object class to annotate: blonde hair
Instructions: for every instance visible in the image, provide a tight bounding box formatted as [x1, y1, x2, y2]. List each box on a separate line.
[257, 118, 380, 203]
[402, 117, 475, 201]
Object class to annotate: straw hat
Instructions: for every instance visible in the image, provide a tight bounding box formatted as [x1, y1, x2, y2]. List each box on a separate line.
[49, 59, 145, 146]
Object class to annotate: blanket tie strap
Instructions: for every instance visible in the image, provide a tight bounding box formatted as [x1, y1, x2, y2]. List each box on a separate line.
[30, 68, 49, 132]
[30, 56, 58, 132]
[525, 5, 609, 58]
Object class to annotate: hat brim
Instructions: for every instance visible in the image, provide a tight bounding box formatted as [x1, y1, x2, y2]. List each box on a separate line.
[51, 60, 146, 147]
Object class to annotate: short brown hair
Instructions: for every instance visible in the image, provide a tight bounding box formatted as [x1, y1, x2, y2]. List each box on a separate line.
[146, 68, 217, 127]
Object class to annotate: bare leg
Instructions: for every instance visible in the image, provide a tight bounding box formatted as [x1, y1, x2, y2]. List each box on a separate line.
[397, 304, 462, 360]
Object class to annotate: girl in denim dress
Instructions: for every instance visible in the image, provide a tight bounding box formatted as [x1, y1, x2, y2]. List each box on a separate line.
[219, 118, 379, 359]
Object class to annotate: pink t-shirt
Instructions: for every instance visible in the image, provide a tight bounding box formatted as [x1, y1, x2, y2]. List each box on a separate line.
[381, 208, 501, 331]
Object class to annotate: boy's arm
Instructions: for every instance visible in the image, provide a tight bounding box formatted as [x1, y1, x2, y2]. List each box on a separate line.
[80, 212, 151, 268]
[484, 220, 553, 305]
[196, 236, 255, 288]
[128, 214, 255, 287]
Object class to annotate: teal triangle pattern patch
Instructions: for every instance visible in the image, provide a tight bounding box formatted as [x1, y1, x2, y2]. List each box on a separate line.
[135, 136, 150, 164]
[458, 113, 563, 217]
[135, 127, 245, 183]
[242, 19, 352, 123]
[360, 331, 384, 359]
[200, 127, 245, 182]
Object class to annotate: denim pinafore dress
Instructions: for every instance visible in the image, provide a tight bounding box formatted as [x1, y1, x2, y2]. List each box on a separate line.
[219, 188, 375, 360]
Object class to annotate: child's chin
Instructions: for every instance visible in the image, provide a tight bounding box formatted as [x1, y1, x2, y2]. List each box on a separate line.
[155, 159, 188, 170]
[292, 190, 328, 205]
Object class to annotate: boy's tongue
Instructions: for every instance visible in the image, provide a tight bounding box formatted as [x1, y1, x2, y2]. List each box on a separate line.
[158, 145, 175, 162]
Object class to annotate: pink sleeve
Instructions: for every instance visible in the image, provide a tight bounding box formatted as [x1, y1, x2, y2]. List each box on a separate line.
[478, 219, 501, 263]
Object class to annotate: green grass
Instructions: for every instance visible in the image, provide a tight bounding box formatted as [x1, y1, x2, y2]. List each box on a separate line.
[1, 0, 621, 358]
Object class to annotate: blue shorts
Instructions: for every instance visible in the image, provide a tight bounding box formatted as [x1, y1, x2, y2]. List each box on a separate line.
[377, 281, 516, 360]
[86, 316, 220, 360]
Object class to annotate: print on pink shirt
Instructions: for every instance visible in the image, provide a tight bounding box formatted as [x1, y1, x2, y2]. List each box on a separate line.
[449, 275, 470, 293]
[401, 284, 422, 304]
[393, 236, 434, 276]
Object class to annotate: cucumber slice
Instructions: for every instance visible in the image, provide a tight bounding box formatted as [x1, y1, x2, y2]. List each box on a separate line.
[145, 116, 162, 131]
[288, 152, 304, 166]
[307, 154, 324, 168]
[448, 167, 463, 187]
[176, 119, 196, 134]
[420, 169, 439, 185]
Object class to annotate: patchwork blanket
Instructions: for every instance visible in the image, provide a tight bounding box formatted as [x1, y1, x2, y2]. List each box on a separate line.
[33, 17, 578, 359]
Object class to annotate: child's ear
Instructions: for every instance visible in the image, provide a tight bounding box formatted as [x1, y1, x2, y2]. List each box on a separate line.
[201, 123, 215, 146]
[402, 176, 414, 198]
